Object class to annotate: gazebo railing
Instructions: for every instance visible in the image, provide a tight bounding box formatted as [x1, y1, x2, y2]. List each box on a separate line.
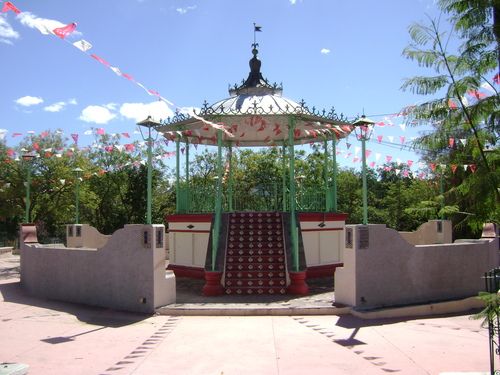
[176, 182, 329, 213]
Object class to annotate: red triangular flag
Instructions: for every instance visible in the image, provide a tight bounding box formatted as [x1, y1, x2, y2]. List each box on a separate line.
[469, 164, 477, 173]
[448, 138, 455, 148]
[451, 164, 458, 174]
[53, 23, 77, 39]
[1, 2, 21, 14]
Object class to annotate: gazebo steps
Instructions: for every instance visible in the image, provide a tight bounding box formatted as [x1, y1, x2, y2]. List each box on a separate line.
[224, 212, 288, 295]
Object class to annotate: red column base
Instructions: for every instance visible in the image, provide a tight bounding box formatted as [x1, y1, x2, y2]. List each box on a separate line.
[287, 271, 309, 295]
[202, 271, 224, 296]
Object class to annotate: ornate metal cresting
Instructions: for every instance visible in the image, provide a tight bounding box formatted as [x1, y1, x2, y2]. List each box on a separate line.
[484, 268, 500, 375]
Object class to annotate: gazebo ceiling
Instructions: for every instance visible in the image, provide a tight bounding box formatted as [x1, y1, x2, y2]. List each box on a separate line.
[155, 46, 353, 147]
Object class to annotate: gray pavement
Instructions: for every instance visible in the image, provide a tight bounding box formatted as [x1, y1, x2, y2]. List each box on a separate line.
[0, 252, 493, 374]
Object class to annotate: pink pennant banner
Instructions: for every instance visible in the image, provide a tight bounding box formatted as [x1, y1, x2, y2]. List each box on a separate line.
[91, 54, 111, 67]
[122, 132, 130, 138]
[71, 133, 79, 143]
[53, 22, 77, 39]
[96, 128, 105, 135]
[386, 155, 392, 163]
[377, 135, 383, 143]
[1, 1, 21, 14]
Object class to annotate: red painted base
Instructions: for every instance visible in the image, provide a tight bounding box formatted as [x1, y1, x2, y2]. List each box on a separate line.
[202, 271, 225, 296]
[167, 264, 205, 279]
[287, 271, 309, 295]
[306, 263, 343, 278]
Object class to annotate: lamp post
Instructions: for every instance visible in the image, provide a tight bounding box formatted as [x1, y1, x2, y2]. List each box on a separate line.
[137, 116, 161, 225]
[73, 167, 83, 224]
[21, 151, 36, 223]
[353, 115, 375, 225]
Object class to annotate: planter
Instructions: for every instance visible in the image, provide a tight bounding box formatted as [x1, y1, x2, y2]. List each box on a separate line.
[202, 271, 224, 296]
[287, 271, 309, 295]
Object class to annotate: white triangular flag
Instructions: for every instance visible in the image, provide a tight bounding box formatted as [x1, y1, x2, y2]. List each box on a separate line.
[73, 39, 92, 52]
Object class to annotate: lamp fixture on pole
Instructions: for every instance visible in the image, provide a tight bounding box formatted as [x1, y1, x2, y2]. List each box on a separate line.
[353, 115, 375, 225]
[137, 116, 161, 225]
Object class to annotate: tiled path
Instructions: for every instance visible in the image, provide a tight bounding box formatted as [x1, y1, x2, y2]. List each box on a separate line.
[0, 253, 491, 374]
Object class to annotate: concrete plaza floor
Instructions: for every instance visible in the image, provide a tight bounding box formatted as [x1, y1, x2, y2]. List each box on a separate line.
[0, 252, 493, 374]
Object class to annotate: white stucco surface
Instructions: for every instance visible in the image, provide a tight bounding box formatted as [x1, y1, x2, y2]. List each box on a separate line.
[21, 224, 175, 313]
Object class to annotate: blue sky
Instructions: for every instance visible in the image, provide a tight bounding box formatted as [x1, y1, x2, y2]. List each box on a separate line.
[0, 0, 481, 173]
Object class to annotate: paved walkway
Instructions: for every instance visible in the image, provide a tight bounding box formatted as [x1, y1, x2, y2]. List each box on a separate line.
[0, 252, 492, 374]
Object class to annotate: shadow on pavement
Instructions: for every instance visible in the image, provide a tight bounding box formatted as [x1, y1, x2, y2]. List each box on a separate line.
[0, 280, 150, 327]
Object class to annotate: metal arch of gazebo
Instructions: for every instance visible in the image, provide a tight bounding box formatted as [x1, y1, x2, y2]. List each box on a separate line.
[151, 45, 354, 274]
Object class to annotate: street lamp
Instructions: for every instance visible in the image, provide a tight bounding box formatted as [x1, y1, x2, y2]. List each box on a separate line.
[73, 167, 83, 224]
[137, 116, 161, 225]
[353, 115, 375, 225]
[21, 151, 36, 223]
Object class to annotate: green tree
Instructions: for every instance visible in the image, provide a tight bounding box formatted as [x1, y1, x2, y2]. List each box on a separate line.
[401, 12, 499, 235]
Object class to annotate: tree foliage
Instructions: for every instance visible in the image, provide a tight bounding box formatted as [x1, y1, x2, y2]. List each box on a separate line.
[401, 2, 499, 234]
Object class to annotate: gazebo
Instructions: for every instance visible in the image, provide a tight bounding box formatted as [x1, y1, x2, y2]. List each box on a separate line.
[154, 43, 354, 296]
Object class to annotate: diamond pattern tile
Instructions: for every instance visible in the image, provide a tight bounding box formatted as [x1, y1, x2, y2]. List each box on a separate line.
[224, 212, 287, 295]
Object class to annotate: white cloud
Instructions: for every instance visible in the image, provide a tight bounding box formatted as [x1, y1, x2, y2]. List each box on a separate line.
[44, 99, 78, 112]
[17, 12, 82, 37]
[15, 96, 44, 107]
[176, 5, 197, 14]
[289, 0, 297, 4]
[320, 48, 330, 55]
[79, 105, 116, 124]
[0, 14, 19, 45]
[120, 101, 174, 123]
[44, 102, 66, 112]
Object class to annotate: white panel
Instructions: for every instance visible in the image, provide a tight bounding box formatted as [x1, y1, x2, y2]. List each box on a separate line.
[193, 233, 210, 267]
[174, 233, 194, 266]
[303, 232, 320, 266]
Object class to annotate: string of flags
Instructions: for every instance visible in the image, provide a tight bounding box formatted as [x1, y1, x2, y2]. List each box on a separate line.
[0, 0, 235, 137]
[1, 0, 497, 179]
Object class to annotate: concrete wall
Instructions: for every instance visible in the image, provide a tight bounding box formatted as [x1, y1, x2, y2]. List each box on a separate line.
[399, 220, 452, 245]
[335, 224, 498, 309]
[66, 224, 111, 249]
[21, 224, 175, 313]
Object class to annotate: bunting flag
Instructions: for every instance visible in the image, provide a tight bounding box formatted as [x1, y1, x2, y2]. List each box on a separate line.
[386, 155, 392, 163]
[469, 164, 477, 173]
[91, 54, 111, 67]
[377, 135, 383, 143]
[53, 22, 77, 39]
[1, 1, 20, 14]
[451, 164, 458, 174]
[73, 39, 92, 52]
[448, 138, 455, 148]
[494, 73, 500, 85]
[71, 133, 79, 143]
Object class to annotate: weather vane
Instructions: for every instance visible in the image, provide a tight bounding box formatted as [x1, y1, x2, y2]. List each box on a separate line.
[253, 22, 262, 49]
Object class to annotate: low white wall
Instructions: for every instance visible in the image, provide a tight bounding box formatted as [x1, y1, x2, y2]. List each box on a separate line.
[21, 224, 175, 313]
[335, 224, 498, 309]
[66, 224, 110, 249]
[399, 220, 452, 245]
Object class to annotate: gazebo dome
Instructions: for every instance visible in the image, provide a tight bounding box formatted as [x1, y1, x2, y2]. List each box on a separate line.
[157, 45, 353, 147]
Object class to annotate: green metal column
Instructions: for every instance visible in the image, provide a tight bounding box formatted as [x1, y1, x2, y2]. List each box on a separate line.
[146, 126, 153, 224]
[282, 142, 287, 212]
[288, 117, 299, 271]
[25, 162, 32, 223]
[440, 168, 444, 219]
[228, 145, 233, 212]
[361, 137, 368, 225]
[331, 135, 338, 212]
[175, 138, 180, 213]
[324, 139, 331, 212]
[74, 168, 82, 224]
[185, 139, 190, 184]
[212, 130, 223, 271]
